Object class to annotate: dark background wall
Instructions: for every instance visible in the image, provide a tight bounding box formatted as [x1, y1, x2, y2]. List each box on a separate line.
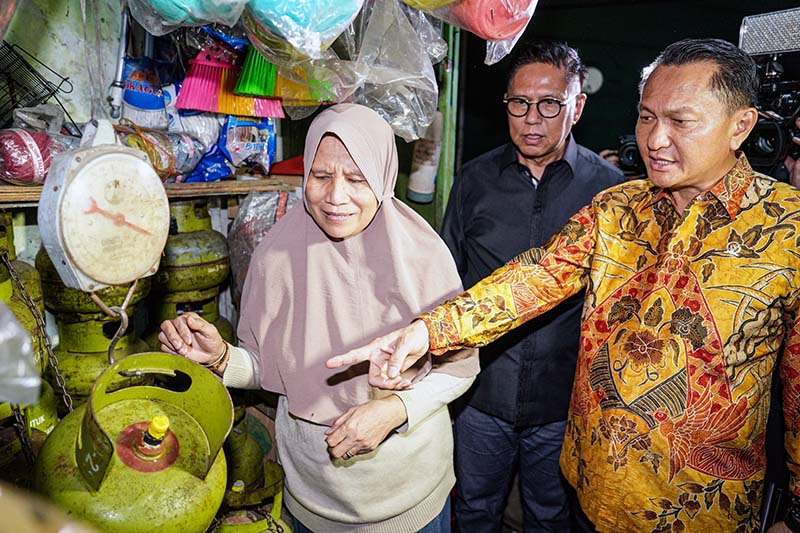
[458, 0, 798, 166]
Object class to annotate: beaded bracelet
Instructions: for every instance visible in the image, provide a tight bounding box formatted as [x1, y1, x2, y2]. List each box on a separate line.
[202, 342, 230, 375]
[785, 494, 800, 533]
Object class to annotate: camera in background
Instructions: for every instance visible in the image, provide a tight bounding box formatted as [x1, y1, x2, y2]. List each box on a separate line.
[617, 134, 646, 177]
[740, 53, 800, 181]
[739, 7, 800, 182]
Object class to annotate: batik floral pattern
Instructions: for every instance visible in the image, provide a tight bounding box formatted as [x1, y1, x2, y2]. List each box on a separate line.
[420, 155, 800, 532]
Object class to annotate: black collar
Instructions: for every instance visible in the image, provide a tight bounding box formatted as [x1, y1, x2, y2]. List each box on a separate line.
[501, 134, 578, 175]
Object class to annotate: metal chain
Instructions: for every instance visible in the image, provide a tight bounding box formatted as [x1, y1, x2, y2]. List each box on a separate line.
[261, 512, 284, 533]
[11, 404, 35, 467]
[1, 252, 73, 413]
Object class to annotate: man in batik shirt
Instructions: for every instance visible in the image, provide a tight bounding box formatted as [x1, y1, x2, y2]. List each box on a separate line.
[327, 39, 800, 533]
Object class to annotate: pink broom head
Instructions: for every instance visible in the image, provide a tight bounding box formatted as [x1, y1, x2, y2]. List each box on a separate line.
[451, 0, 533, 41]
[176, 45, 238, 113]
[253, 97, 284, 118]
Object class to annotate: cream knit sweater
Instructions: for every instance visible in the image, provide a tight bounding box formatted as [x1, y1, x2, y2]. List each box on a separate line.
[223, 345, 474, 532]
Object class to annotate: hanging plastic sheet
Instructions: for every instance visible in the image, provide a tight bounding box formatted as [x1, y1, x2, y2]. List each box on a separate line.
[0, 301, 40, 406]
[128, 0, 249, 35]
[244, 0, 444, 141]
[429, 0, 538, 65]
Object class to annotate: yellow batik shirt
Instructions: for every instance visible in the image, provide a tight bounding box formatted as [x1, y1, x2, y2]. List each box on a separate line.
[420, 155, 800, 532]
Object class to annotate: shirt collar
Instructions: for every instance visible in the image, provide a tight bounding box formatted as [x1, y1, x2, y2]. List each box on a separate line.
[561, 134, 579, 173]
[501, 134, 578, 174]
[645, 152, 755, 220]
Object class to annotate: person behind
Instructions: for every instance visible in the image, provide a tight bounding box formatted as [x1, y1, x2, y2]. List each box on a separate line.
[160, 103, 479, 533]
[785, 117, 800, 188]
[440, 40, 623, 532]
[327, 39, 800, 533]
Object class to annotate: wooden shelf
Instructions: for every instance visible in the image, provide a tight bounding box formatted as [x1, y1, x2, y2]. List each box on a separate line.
[0, 175, 301, 207]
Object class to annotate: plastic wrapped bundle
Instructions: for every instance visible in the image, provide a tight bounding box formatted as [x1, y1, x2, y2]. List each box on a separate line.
[163, 84, 225, 152]
[115, 124, 206, 181]
[446, 0, 533, 40]
[431, 0, 538, 65]
[246, 0, 364, 59]
[0, 130, 78, 186]
[128, 0, 248, 35]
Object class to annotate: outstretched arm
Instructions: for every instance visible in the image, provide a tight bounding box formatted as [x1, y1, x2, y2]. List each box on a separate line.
[327, 204, 598, 388]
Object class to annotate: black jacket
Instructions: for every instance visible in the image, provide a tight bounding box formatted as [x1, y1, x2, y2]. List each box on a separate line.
[441, 137, 624, 426]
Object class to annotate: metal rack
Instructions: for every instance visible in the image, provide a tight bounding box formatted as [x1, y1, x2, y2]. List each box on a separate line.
[0, 41, 73, 128]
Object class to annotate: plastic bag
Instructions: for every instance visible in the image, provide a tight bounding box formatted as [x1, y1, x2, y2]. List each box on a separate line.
[346, 0, 441, 140]
[122, 57, 169, 130]
[219, 115, 276, 171]
[227, 190, 302, 305]
[246, 0, 365, 59]
[163, 84, 224, 151]
[0, 301, 41, 405]
[11, 104, 65, 135]
[0, 130, 79, 186]
[128, 0, 248, 35]
[403, 6, 447, 64]
[185, 143, 234, 182]
[430, 0, 537, 65]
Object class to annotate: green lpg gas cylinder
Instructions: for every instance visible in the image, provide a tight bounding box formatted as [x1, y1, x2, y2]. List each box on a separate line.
[0, 212, 44, 315]
[48, 314, 151, 415]
[1, 273, 46, 375]
[37, 245, 152, 410]
[155, 200, 230, 293]
[0, 381, 59, 485]
[36, 246, 152, 314]
[35, 352, 233, 533]
[144, 287, 235, 350]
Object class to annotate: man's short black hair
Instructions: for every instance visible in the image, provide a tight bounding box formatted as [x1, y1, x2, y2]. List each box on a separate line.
[639, 38, 758, 112]
[506, 40, 587, 90]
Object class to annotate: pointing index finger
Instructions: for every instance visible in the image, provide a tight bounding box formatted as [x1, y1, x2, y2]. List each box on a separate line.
[326, 344, 374, 369]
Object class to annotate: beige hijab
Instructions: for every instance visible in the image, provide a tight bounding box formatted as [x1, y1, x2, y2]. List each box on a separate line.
[237, 103, 478, 425]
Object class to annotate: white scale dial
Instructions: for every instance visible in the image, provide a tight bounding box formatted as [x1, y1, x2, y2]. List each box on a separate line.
[39, 132, 170, 292]
[59, 151, 169, 286]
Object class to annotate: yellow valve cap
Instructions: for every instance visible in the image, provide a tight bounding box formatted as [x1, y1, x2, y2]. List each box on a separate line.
[148, 415, 170, 440]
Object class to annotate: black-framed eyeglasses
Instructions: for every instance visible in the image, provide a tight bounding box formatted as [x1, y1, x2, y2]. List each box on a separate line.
[503, 95, 576, 119]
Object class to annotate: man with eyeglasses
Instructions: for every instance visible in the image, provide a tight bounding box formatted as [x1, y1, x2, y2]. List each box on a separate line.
[439, 41, 623, 532]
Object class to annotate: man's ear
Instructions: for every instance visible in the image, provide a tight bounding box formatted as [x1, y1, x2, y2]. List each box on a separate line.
[730, 107, 758, 150]
[573, 93, 587, 125]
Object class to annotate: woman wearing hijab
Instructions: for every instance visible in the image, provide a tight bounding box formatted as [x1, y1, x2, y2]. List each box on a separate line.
[159, 103, 479, 533]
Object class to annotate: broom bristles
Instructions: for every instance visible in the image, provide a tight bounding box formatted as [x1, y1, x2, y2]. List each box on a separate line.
[176, 59, 226, 113]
